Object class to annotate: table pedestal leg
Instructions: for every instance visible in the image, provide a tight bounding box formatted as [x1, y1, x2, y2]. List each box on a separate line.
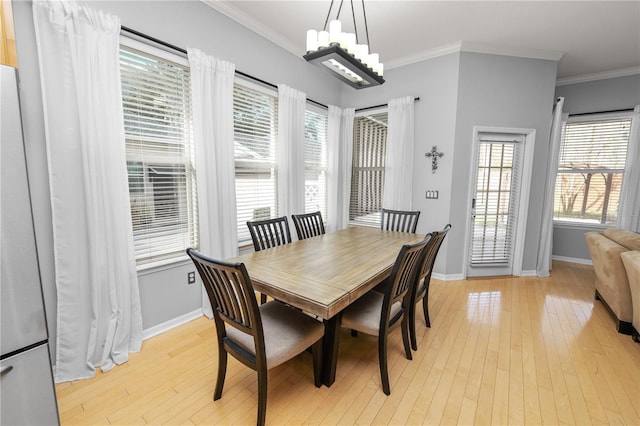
[322, 313, 342, 386]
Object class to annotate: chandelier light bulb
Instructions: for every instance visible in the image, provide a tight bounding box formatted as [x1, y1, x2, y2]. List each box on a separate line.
[329, 20, 342, 44]
[306, 29, 318, 52]
[367, 53, 379, 70]
[317, 31, 330, 48]
[344, 33, 356, 54]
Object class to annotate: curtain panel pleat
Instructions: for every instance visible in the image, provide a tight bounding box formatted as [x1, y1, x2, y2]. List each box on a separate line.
[327, 106, 354, 232]
[383, 96, 415, 210]
[536, 97, 565, 277]
[33, 0, 142, 382]
[277, 84, 307, 218]
[187, 48, 238, 317]
[617, 105, 640, 232]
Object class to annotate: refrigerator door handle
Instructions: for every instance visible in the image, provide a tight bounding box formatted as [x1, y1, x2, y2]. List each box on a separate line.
[0, 365, 14, 376]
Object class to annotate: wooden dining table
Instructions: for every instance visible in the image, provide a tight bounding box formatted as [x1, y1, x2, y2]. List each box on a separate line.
[227, 226, 424, 386]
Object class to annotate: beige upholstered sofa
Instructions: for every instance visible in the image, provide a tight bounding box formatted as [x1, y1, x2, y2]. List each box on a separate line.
[621, 251, 640, 342]
[585, 228, 640, 334]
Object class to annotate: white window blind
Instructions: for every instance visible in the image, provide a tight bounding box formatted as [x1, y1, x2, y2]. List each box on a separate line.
[234, 82, 278, 244]
[304, 107, 328, 219]
[553, 116, 631, 225]
[470, 136, 523, 265]
[120, 43, 198, 265]
[350, 112, 388, 227]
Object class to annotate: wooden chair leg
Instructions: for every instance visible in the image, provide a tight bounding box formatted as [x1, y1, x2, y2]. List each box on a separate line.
[422, 284, 431, 328]
[256, 368, 268, 426]
[409, 302, 418, 351]
[401, 316, 412, 360]
[378, 333, 391, 395]
[312, 339, 323, 387]
[214, 346, 227, 400]
[260, 293, 267, 304]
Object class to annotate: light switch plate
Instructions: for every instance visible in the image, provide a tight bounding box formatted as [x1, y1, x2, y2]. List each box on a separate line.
[426, 190, 439, 199]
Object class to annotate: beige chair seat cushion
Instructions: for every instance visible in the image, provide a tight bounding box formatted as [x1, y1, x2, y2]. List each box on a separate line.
[621, 251, 640, 333]
[226, 301, 324, 369]
[341, 291, 401, 336]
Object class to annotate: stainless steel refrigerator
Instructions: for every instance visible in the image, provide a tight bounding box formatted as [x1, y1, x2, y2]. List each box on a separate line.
[1, 64, 59, 424]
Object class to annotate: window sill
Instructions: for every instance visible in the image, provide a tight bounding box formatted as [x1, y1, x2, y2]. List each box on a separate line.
[137, 255, 192, 276]
[552, 220, 611, 231]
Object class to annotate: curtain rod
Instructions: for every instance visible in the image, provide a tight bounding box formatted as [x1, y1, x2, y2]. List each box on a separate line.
[355, 97, 421, 112]
[569, 108, 633, 117]
[120, 26, 328, 110]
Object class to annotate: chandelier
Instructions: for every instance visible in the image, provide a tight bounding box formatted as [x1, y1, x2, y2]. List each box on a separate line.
[304, 0, 384, 89]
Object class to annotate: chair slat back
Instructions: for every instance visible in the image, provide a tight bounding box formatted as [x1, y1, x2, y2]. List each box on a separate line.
[381, 208, 421, 233]
[187, 248, 260, 336]
[387, 239, 430, 306]
[418, 224, 452, 282]
[292, 211, 325, 240]
[247, 216, 292, 251]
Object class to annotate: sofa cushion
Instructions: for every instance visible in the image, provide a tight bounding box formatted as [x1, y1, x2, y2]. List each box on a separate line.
[603, 228, 640, 251]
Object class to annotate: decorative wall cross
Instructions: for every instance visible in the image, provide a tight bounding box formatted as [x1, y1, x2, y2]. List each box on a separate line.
[425, 145, 444, 173]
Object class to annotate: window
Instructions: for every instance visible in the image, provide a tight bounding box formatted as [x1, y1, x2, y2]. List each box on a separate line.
[120, 40, 198, 265]
[349, 111, 388, 226]
[304, 107, 328, 219]
[553, 114, 632, 225]
[233, 82, 278, 244]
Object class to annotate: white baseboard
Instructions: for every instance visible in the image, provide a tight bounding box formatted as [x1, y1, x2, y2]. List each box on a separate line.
[520, 270, 538, 277]
[432, 272, 465, 281]
[552, 255, 593, 266]
[142, 309, 204, 341]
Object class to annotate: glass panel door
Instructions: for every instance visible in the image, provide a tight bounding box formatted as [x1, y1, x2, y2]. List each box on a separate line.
[467, 134, 523, 277]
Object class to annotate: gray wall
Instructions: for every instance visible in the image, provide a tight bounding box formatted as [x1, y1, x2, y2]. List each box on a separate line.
[342, 52, 559, 275]
[449, 53, 558, 274]
[341, 53, 461, 275]
[552, 74, 640, 261]
[12, 0, 342, 363]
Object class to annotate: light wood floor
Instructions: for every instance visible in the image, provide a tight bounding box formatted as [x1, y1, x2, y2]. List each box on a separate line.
[56, 261, 640, 425]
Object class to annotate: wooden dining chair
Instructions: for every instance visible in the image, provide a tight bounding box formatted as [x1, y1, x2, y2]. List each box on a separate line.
[246, 216, 292, 303]
[380, 208, 421, 233]
[246, 216, 292, 251]
[186, 248, 324, 426]
[291, 211, 325, 240]
[341, 238, 429, 395]
[409, 224, 451, 351]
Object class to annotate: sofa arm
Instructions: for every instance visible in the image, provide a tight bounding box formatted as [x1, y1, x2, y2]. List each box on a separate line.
[585, 232, 633, 322]
[621, 251, 640, 339]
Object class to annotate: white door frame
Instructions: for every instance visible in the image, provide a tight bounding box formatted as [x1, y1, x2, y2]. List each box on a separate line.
[462, 126, 536, 278]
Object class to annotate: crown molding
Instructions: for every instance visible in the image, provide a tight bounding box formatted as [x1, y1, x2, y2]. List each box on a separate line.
[384, 41, 564, 70]
[385, 42, 463, 69]
[201, 0, 301, 58]
[556, 66, 640, 86]
[460, 41, 565, 62]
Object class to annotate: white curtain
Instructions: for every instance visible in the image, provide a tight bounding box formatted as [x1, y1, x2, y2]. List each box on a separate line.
[33, 0, 142, 382]
[277, 84, 307, 217]
[327, 106, 355, 232]
[617, 105, 640, 232]
[383, 96, 415, 210]
[188, 49, 238, 318]
[536, 97, 565, 277]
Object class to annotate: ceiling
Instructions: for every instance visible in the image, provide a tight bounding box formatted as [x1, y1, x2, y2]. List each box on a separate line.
[204, 0, 640, 84]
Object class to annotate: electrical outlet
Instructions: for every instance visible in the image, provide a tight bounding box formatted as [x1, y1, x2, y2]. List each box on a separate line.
[187, 271, 196, 285]
[426, 190, 439, 199]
